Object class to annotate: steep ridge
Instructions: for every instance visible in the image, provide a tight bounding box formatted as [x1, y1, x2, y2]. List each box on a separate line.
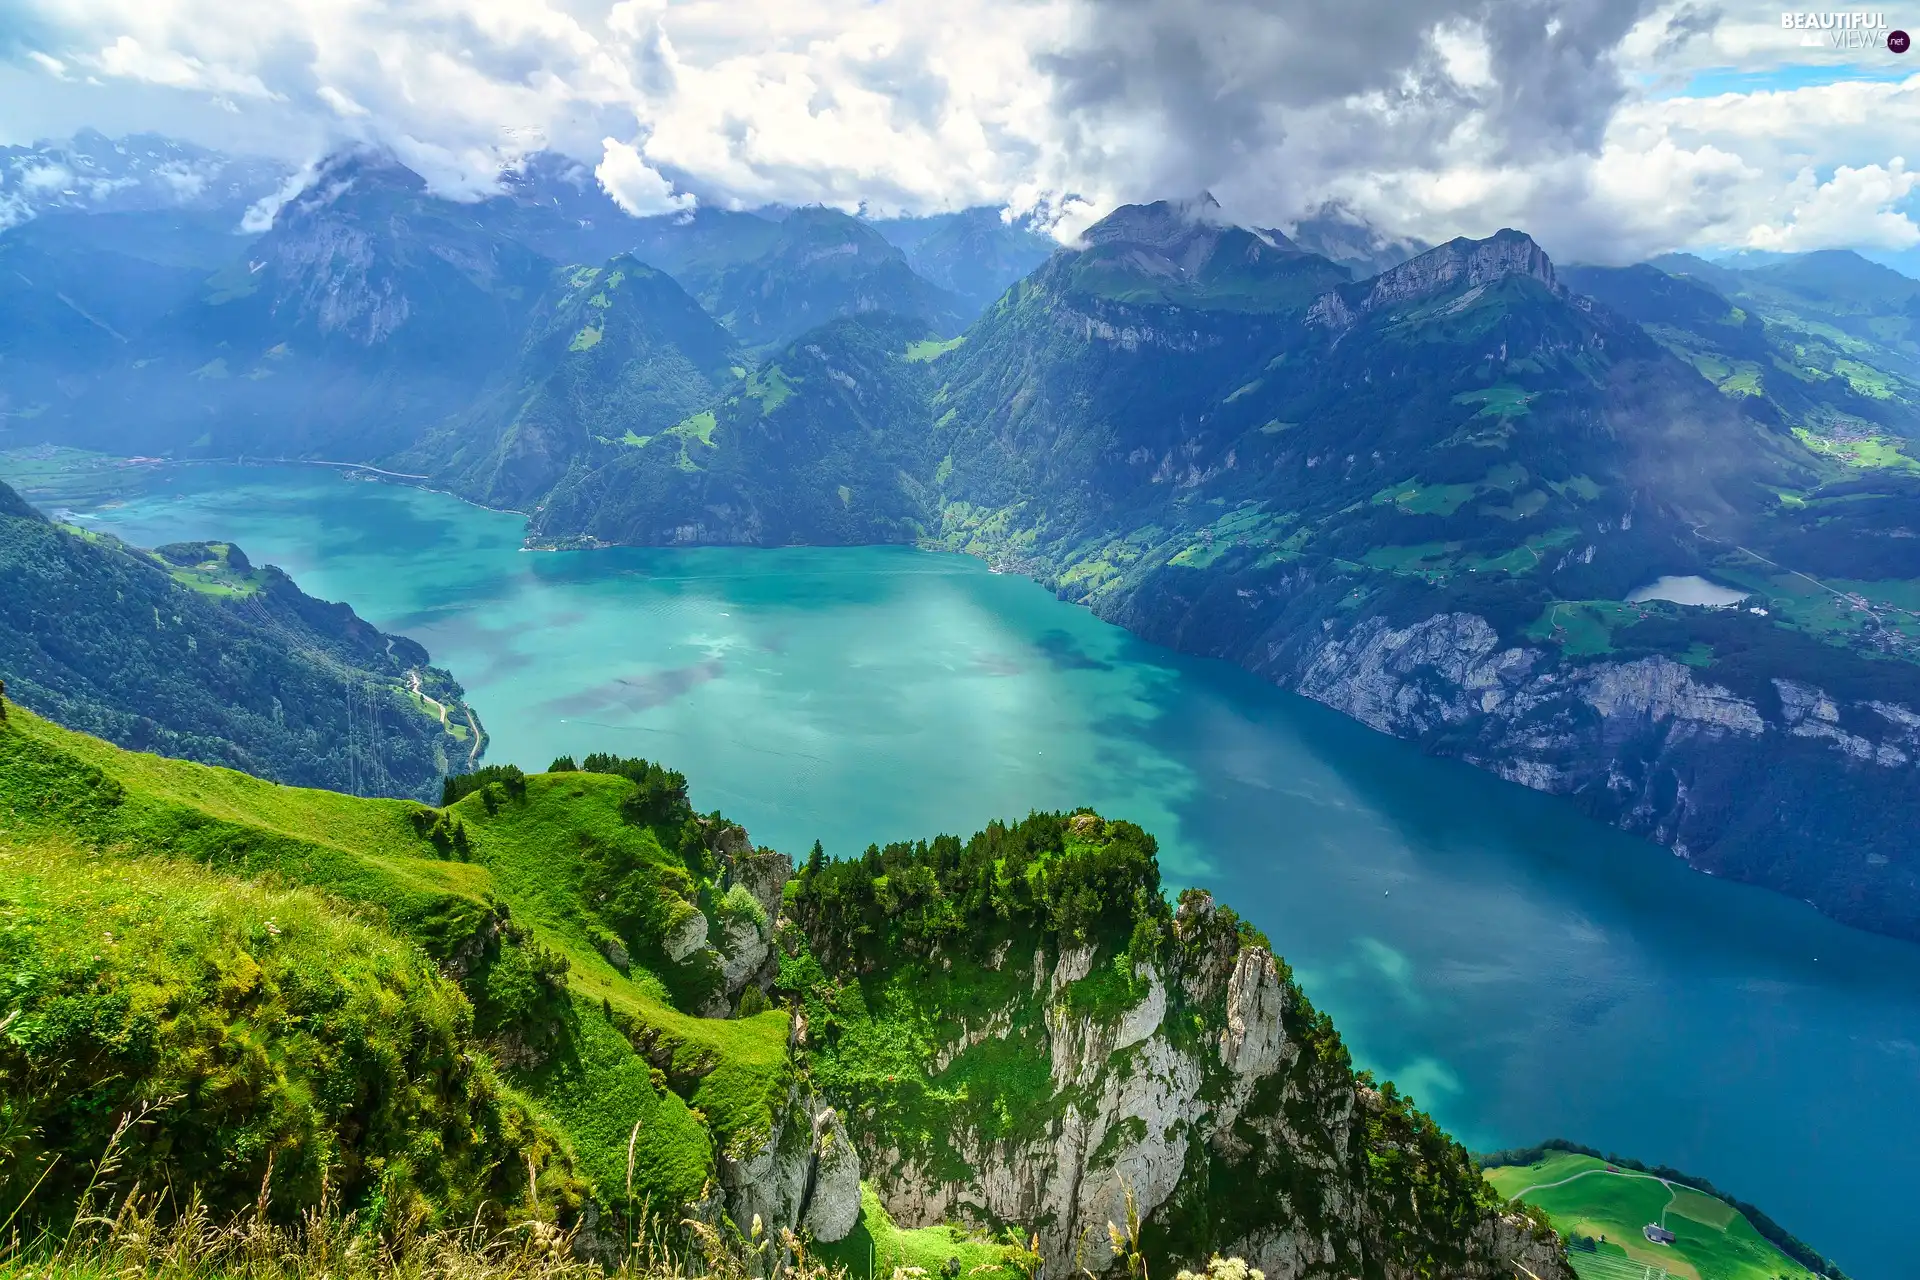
[928, 199, 1347, 542]
[64, 150, 553, 462]
[782, 820, 1569, 1279]
[1058, 194, 1351, 312]
[620, 206, 786, 289]
[403, 253, 739, 510]
[871, 207, 1059, 317]
[1306, 228, 1558, 329]
[0, 701, 1576, 1280]
[0, 211, 241, 422]
[0, 479, 477, 800]
[525, 202, 1920, 940]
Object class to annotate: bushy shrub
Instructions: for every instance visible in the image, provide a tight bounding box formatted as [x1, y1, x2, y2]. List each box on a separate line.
[716, 883, 769, 929]
[788, 808, 1168, 968]
[443, 763, 526, 807]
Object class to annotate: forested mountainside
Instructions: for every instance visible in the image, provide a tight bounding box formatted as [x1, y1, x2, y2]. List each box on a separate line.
[9, 141, 1920, 939]
[512, 205, 1920, 942]
[398, 253, 741, 511]
[529, 313, 941, 546]
[0, 700, 1575, 1280]
[0, 479, 477, 800]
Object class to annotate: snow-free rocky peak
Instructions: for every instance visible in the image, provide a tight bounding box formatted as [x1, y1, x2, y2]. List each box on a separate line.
[1076, 193, 1305, 280]
[1309, 228, 1560, 328]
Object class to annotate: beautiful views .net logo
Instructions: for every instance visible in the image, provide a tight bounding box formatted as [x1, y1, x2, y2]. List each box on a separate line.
[1780, 11, 1912, 50]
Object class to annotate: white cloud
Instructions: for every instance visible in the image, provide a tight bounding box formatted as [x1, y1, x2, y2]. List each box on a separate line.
[316, 86, 370, 119]
[0, 0, 1912, 266]
[89, 34, 276, 98]
[595, 136, 694, 215]
[28, 51, 69, 78]
[152, 161, 211, 198]
[1745, 160, 1920, 251]
[239, 163, 315, 233]
[19, 163, 75, 194]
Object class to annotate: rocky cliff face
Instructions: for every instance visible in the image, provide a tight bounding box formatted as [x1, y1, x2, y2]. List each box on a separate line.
[718, 1089, 863, 1245]
[1278, 609, 1920, 935]
[801, 882, 1570, 1280]
[1308, 229, 1559, 331]
[1093, 548, 1920, 940]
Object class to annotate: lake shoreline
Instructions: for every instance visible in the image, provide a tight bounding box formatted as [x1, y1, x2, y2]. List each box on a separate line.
[6, 454, 1917, 1280]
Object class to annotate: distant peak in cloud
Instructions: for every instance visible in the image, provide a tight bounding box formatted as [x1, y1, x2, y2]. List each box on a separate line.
[595, 138, 695, 218]
[0, 0, 1911, 266]
[0, 128, 287, 231]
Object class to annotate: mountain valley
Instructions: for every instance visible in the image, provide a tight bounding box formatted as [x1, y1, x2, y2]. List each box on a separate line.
[8, 144, 1920, 941]
[4, 128, 1918, 1280]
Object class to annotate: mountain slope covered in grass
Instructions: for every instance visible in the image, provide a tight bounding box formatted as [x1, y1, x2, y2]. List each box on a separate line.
[529, 312, 940, 547]
[0, 700, 1574, 1280]
[0, 478, 478, 801]
[403, 253, 740, 511]
[1568, 252, 1920, 455]
[526, 205, 1920, 942]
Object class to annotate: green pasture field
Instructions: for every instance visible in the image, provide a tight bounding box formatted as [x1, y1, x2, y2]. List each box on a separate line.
[1485, 1154, 1816, 1280]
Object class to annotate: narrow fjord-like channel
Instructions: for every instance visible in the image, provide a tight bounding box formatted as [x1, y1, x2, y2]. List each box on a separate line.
[19, 458, 1920, 1280]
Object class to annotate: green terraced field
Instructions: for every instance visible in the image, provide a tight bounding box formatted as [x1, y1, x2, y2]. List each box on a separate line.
[1485, 1154, 1816, 1280]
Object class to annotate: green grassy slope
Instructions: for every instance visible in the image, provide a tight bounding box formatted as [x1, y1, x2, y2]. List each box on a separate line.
[0, 479, 475, 802]
[812, 1184, 1027, 1280]
[0, 702, 790, 1228]
[1485, 1154, 1817, 1280]
[0, 826, 547, 1230]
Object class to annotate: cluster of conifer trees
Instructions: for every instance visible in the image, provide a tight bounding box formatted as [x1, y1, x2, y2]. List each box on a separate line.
[790, 809, 1168, 967]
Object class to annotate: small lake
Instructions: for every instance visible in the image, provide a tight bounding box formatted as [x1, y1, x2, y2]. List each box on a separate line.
[1628, 575, 1750, 607]
[14, 459, 1920, 1280]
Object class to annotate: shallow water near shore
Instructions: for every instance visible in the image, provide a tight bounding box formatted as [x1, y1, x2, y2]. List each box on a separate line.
[17, 458, 1920, 1279]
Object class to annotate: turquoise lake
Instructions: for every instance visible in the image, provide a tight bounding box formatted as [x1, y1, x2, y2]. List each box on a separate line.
[16, 459, 1920, 1279]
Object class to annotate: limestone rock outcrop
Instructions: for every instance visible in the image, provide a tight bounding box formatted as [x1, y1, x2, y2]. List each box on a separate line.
[828, 890, 1573, 1280]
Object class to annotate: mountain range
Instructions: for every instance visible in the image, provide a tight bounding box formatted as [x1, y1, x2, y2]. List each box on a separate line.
[6, 134, 1920, 943]
[0, 127, 288, 228]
